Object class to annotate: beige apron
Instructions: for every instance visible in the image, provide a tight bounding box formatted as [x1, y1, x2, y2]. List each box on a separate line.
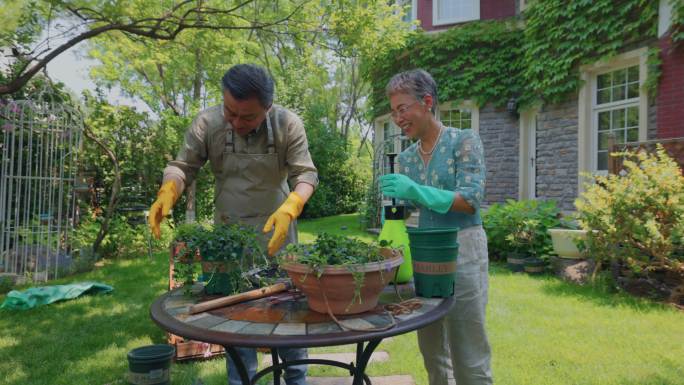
[213, 108, 298, 255]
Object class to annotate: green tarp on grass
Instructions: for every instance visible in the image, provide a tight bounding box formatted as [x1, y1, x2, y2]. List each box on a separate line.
[1, 282, 113, 310]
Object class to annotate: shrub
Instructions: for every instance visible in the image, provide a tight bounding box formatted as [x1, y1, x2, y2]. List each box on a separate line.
[575, 145, 684, 278]
[482, 199, 562, 260]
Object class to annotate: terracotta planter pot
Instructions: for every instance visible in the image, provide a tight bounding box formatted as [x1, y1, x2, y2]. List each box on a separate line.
[171, 242, 200, 263]
[281, 248, 403, 315]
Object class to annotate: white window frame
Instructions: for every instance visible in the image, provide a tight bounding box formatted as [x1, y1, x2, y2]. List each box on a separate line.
[433, 0, 480, 26]
[438, 100, 479, 132]
[396, 0, 418, 24]
[577, 48, 648, 191]
[659, 0, 674, 38]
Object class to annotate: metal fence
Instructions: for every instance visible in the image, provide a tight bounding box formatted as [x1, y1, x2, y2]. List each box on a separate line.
[0, 92, 83, 282]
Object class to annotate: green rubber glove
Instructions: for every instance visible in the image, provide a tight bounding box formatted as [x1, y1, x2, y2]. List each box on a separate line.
[380, 173, 455, 214]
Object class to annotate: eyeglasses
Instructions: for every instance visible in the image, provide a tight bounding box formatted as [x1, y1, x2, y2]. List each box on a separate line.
[390, 101, 420, 119]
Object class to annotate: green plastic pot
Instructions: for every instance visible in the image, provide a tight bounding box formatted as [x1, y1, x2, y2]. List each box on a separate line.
[507, 252, 527, 273]
[407, 228, 459, 298]
[524, 258, 546, 275]
[127, 344, 175, 385]
[406, 227, 459, 248]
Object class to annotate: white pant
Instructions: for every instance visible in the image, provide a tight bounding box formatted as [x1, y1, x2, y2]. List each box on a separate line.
[417, 225, 493, 385]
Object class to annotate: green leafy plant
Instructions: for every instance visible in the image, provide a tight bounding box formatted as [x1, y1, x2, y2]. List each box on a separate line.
[367, 0, 661, 115]
[280, 233, 393, 308]
[671, 0, 684, 43]
[172, 223, 266, 296]
[0, 275, 14, 295]
[282, 233, 389, 275]
[483, 199, 562, 260]
[575, 145, 684, 284]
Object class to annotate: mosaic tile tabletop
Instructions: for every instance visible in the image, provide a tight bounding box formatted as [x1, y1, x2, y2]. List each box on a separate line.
[162, 284, 447, 337]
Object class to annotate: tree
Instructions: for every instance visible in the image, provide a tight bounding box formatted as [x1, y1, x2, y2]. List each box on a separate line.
[80, 0, 412, 220]
[1, 0, 413, 96]
[0, 0, 321, 95]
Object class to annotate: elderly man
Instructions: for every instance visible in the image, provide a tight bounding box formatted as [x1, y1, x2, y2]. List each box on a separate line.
[149, 63, 317, 385]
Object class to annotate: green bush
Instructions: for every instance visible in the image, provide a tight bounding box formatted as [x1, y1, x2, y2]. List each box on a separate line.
[0, 276, 14, 295]
[575, 145, 684, 276]
[360, 178, 381, 229]
[482, 199, 562, 261]
[302, 129, 367, 218]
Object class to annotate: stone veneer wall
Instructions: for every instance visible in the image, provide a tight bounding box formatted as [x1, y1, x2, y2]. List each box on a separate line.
[478, 104, 520, 205]
[535, 100, 579, 211]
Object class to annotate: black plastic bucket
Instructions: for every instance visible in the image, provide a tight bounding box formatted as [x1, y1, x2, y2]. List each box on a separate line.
[127, 344, 175, 385]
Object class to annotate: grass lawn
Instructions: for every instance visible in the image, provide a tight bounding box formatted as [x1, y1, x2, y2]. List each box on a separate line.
[0, 214, 682, 385]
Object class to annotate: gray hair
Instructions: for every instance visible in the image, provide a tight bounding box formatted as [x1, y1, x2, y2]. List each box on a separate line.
[385, 69, 439, 114]
[221, 64, 274, 108]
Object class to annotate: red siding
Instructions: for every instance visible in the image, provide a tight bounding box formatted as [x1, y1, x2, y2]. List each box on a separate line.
[418, 0, 516, 31]
[417, 0, 434, 31]
[657, 32, 684, 139]
[480, 0, 516, 20]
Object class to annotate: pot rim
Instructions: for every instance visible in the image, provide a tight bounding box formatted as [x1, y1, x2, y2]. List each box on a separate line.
[281, 248, 404, 275]
[406, 227, 459, 235]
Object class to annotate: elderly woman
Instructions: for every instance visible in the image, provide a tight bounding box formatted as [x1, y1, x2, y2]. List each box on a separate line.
[380, 69, 492, 385]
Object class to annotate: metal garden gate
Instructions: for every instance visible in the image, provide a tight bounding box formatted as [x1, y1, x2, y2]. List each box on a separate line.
[0, 90, 82, 282]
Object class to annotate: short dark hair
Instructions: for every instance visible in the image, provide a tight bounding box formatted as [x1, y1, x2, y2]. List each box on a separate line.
[386, 69, 439, 114]
[221, 64, 274, 108]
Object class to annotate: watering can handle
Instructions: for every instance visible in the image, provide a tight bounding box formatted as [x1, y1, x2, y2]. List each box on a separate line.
[386, 153, 398, 206]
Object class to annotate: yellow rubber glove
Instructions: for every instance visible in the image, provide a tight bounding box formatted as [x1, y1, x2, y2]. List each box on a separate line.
[149, 181, 179, 239]
[263, 192, 304, 256]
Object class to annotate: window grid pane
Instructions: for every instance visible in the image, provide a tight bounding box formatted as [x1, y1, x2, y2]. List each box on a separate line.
[595, 105, 639, 171]
[438, 0, 476, 20]
[596, 65, 639, 105]
[440, 108, 472, 129]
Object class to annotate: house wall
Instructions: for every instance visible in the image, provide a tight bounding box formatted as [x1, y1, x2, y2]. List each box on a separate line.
[533, 97, 657, 211]
[478, 104, 519, 205]
[418, 0, 516, 32]
[535, 100, 579, 211]
[657, 32, 684, 139]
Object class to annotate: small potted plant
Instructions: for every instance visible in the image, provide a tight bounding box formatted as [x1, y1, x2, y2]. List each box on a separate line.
[171, 223, 266, 296]
[195, 224, 266, 295]
[278, 233, 403, 315]
[171, 223, 204, 293]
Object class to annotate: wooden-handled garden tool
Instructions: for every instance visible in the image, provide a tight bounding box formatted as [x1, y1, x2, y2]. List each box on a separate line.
[188, 280, 292, 315]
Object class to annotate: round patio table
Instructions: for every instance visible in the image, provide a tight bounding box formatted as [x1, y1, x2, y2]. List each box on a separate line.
[150, 284, 454, 385]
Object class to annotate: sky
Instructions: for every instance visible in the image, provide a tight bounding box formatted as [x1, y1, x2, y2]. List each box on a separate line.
[44, 41, 152, 114]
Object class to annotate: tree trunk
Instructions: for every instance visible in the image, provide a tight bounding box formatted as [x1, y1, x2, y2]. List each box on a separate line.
[83, 126, 121, 256]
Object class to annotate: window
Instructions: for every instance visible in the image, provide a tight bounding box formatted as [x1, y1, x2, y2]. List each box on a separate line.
[397, 0, 417, 24]
[440, 108, 472, 129]
[578, 48, 648, 185]
[433, 0, 479, 26]
[594, 65, 640, 171]
[376, 118, 410, 174]
[438, 100, 479, 131]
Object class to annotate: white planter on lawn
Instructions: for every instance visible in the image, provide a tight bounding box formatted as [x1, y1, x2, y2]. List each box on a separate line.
[547, 229, 587, 259]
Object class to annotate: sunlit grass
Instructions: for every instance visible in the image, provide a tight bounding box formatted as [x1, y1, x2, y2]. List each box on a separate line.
[0, 214, 681, 384]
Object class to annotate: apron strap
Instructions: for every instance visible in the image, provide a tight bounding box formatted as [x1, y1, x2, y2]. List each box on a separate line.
[266, 108, 275, 154]
[227, 125, 236, 153]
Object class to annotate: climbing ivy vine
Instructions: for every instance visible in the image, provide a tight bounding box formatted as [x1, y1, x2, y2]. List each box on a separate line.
[366, 20, 524, 117]
[672, 0, 684, 42]
[522, 0, 658, 105]
[366, 0, 665, 116]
